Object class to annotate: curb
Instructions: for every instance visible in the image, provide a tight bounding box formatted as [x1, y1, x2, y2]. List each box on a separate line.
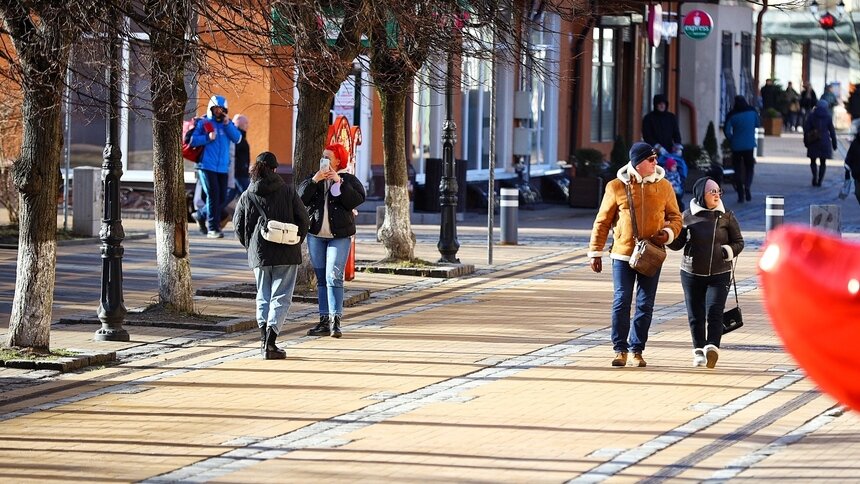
[356, 263, 476, 278]
[0, 232, 150, 250]
[56, 315, 256, 333]
[195, 285, 371, 307]
[0, 349, 116, 372]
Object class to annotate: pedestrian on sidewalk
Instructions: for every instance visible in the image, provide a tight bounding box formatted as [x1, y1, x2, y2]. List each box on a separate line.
[641, 94, 682, 157]
[845, 131, 860, 206]
[723, 95, 760, 203]
[191, 95, 243, 238]
[799, 82, 817, 129]
[233, 152, 310, 360]
[663, 157, 685, 211]
[668, 177, 744, 369]
[226, 114, 251, 204]
[588, 142, 683, 368]
[300, 143, 366, 339]
[803, 100, 838, 187]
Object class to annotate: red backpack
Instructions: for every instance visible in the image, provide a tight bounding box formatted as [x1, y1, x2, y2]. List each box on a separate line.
[181, 117, 212, 163]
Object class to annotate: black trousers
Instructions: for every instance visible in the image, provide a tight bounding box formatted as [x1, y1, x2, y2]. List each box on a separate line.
[732, 149, 755, 198]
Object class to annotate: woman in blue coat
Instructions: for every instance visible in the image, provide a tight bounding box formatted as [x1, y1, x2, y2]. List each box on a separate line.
[803, 100, 838, 187]
[723, 96, 760, 203]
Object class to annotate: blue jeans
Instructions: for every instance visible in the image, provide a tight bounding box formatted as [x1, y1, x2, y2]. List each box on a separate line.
[253, 265, 299, 334]
[226, 176, 250, 204]
[680, 270, 730, 349]
[611, 258, 662, 354]
[197, 169, 228, 232]
[307, 234, 351, 317]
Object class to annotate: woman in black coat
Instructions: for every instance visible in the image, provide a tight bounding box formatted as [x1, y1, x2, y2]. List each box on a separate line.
[299, 143, 366, 338]
[845, 132, 860, 206]
[804, 99, 838, 187]
[668, 177, 744, 369]
[233, 152, 310, 359]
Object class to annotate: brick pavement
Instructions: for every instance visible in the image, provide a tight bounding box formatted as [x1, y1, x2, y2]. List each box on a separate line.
[1, 134, 860, 482]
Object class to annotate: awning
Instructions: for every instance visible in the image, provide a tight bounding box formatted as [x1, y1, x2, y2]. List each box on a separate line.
[761, 9, 860, 44]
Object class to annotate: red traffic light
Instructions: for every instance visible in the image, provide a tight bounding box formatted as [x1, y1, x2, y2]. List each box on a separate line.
[819, 12, 836, 30]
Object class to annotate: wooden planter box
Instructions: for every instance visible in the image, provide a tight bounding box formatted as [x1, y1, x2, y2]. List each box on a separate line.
[763, 116, 782, 136]
[568, 176, 604, 209]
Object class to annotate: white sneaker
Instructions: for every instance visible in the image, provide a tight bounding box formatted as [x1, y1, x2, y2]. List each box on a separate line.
[704, 344, 719, 368]
[692, 348, 706, 367]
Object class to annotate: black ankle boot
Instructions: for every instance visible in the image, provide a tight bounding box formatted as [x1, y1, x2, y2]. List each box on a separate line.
[329, 315, 343, 338]
[307, 315, 331, 336]
[818, 165, 827, 186]
[260, 326, 267, 357]
[264, 327, 286, 359]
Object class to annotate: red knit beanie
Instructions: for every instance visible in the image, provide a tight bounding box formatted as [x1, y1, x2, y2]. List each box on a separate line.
[325, 144, 349, 171]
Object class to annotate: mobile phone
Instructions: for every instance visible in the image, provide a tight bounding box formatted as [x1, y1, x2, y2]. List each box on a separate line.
[319, 158, 331, 171]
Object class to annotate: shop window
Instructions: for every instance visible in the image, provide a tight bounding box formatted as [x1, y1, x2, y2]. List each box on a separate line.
[643, 44, 666, 116]
[591, 27, 616, 143]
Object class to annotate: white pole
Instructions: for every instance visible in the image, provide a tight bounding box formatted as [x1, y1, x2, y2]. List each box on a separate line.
[488, 27, 497, 265]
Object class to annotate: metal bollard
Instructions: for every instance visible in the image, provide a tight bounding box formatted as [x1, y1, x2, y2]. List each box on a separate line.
[765, 195, 784, 233]
[500, 187, 518, 245]
[756, 127, 764, 157]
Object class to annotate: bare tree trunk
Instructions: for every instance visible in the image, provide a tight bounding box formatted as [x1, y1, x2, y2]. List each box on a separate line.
[148, 0, 194, 312]
[377, 89, 416, 261]
[292, 81, 335, 289]
[6, 70, 65, 350]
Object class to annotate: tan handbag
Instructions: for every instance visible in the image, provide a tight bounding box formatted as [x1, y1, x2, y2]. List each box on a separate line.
[625, 184, 666, 277]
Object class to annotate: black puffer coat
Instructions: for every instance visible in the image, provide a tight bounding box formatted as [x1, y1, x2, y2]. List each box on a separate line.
[298, 173, 366, 238]
[233, 171, 309, 269]
[668, 199, 744, 276]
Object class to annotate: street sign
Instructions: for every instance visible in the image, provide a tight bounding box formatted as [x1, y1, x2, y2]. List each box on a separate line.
[682, 9, 713, 40]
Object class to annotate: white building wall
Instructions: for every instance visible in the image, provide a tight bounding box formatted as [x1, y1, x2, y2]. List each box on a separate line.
[679, 3, 755, 143]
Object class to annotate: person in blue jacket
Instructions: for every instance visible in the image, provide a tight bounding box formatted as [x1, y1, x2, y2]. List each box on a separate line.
[723, 95, 761, 203]
[803, 99, 838, 187]
[191, 95, 243, 238]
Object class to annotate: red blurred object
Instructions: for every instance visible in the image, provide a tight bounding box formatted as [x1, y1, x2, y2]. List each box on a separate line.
[759, 225, 860, 411]
[345, 236, 356, 282]
[819, 12, 836, 30]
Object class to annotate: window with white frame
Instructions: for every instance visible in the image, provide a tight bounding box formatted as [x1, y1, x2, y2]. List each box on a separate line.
[591, 27, 616, 143]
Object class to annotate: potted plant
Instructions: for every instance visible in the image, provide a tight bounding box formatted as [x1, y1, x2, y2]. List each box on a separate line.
[569, 148, 605, 209]
[762, 107, 783, 136]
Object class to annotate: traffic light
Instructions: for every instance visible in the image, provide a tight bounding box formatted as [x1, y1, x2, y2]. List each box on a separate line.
[819, 12, 836, 30]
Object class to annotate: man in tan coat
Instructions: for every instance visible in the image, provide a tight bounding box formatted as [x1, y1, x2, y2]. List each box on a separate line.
[588, 142, 682, 368]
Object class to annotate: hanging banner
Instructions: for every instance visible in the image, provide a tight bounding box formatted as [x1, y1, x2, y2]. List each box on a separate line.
[682, 9, 714, 40]
[648, 4, 663, 47]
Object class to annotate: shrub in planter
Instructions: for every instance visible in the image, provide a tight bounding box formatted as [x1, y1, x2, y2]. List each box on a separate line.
[572, 148, 604, 178]
[608, 136, 629, 180]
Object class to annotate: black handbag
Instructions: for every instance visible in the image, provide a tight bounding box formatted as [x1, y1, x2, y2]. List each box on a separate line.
[723, 262, 743, 334]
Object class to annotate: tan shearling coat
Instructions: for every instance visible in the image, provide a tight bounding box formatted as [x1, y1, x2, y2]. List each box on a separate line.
[588, 163, 683, 261]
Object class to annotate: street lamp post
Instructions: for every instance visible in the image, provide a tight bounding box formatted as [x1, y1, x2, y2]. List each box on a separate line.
[809, 0, 845, 86]
[94, 23, 129, 342]
[438, 51, 460, 263]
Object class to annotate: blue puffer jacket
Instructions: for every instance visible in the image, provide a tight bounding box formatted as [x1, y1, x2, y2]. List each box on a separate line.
[724, 107, 760, 152]
[190, 116, 242, 173]
[804, 100, 837, 160]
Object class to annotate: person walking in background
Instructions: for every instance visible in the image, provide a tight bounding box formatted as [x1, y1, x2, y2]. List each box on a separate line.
[233, 152, 310, 360]
[226, 114, 251, 203]
[821, 84, 839, 113]
[190, 95, 243, 238]
[588, 142, 682, 368]
[804, 100, 838, 187]
[844, 131, 860, 206]
[783, 81, 800, 132]
[300, 144, 366, 339]
[723, 95, 760, 203]
[668, 177, 744, 369]
[846, 83, 860, 135]
[799, 81, 818, 129]
[760, 79, 778, 112]
[642, 94, 682, 156]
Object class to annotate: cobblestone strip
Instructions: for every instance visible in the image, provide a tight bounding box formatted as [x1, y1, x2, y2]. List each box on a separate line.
[139, 333, 607, 483]
[642, 389, 822, 482]
[704, 405, 846, 483]
[566, 370, 806, 484]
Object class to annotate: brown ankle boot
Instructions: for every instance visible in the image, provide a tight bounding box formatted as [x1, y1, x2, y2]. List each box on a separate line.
[611, 352, 628, 367]
[633, 352, 647, 367]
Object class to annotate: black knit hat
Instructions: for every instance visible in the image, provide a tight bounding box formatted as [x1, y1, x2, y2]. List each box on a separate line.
[629, 142, 657, 167]
[692, 176, 715, 206]
[256, 151, 278, 169]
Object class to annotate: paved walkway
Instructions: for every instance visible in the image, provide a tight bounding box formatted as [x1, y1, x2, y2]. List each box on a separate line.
[1, 133, 859, 482]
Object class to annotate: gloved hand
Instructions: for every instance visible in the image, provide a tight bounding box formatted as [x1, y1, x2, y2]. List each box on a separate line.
[649, 230, 669, 246]
[833, 142, 838, 151]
